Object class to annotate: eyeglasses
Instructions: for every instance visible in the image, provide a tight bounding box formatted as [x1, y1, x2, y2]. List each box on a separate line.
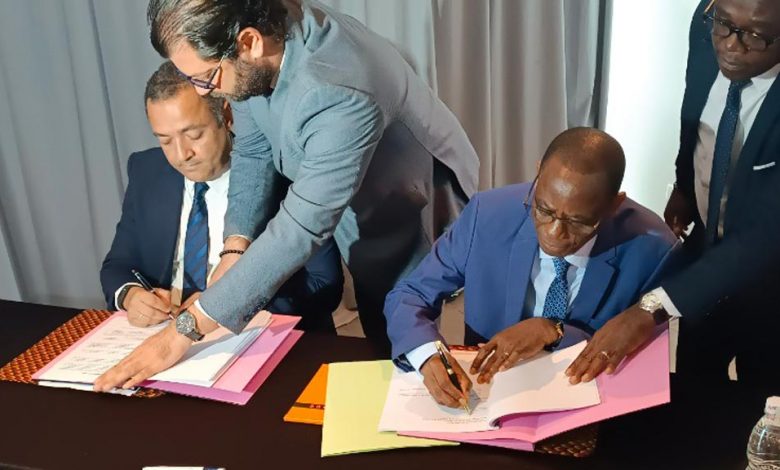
[522, 176, 601, 238]
[178, 53, 229, 90]
[703, 10, 780, 52]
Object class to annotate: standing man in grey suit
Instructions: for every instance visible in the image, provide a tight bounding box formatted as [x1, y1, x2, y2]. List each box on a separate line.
[96, 0, 478, 390]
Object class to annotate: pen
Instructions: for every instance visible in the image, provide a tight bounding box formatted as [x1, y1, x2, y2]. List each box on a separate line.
[435, 340, 471, 414]
[131, 269, 175, 320]
[131, 269, 154, 291]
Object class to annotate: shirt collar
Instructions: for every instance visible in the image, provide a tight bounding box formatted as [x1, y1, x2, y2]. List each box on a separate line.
[753, 62, 780, 83]
[270, 48, 287, 90]
[184, 168, 230, 197]
[539, 235, 597, 269]
[741, 62, 780, 94]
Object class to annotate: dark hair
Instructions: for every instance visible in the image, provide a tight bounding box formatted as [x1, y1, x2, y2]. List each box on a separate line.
[540, 127, 626, 195]
[144, 60, 227, 126]
[148, 0, 288, 60]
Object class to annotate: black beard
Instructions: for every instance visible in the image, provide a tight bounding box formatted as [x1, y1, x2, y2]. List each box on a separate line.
[218, 58, 276, 101]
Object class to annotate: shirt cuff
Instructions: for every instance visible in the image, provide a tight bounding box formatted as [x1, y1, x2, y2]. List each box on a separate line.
[224, 233, 254, 243]
[405, 342, 439, 372]
[651, 287, 682, 318]
[194, 299, 218, 323]
[114, 283, 142, 310]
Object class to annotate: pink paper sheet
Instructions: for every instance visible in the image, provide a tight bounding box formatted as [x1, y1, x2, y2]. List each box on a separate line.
[145, 330, 303, 405]
[402, 327, 670, 446]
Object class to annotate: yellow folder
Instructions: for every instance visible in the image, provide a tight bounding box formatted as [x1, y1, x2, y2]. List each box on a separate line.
[321, 360, 457, 457]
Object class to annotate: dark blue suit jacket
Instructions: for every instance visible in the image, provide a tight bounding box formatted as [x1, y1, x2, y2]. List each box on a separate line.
[661, 1, 780, 321]
[100, 148, 343, 329]
[384, 183, 678, 366]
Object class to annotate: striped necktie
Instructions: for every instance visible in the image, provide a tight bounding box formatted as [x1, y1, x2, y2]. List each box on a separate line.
[182, 182, 209, 300]
[706, 79, 750, 243]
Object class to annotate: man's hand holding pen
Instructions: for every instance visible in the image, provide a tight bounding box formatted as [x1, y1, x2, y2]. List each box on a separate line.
[124, 287, 173, 327]
[419, 343, 472, 411]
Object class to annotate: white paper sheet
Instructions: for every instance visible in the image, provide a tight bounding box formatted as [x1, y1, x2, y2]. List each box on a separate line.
[150, 312, 271, 386]
[378, 351, 494, 433]
[37, 380, 137, 396]
[36, 317, 166, 384]
[378, 341, 601, 433]
[486, 340, 600, 422]
[36, 311, 272, 389]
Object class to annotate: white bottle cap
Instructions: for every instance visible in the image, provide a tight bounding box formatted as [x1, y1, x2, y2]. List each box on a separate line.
[766, 397, 780, 426]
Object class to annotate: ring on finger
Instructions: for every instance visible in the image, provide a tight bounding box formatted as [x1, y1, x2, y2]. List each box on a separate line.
[599, 350, 612, 361]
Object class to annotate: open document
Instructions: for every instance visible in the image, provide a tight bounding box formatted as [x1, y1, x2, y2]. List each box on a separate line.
[33, 311, 272, 391]
[378, 341, 600, 433]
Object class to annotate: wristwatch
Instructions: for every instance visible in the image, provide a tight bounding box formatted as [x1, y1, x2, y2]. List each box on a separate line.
[116, 284, 137, 310]
[639, 292, 670, 325]
[176, 310, 205, 342]
[544, 320, 565, 352]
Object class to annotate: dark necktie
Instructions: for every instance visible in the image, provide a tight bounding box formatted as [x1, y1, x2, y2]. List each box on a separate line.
[542, 257, 571, 321]
[706, 79, 750, 243]
[182, 182, 209, 300]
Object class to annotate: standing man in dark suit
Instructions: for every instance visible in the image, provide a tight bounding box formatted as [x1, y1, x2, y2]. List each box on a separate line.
[101, 61, 343, 332]
[567, 0, 780, 389]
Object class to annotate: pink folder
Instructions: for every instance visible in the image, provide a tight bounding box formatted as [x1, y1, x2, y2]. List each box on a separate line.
[33, 311, 303, 406]
[144, 329, 303, 405]
[145, 314, 301, 393]
[401, 327, 670, 448]
[142, 315, 301, 405]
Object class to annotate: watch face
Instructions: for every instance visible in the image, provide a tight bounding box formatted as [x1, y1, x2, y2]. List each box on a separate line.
[176, 312, 195, 334]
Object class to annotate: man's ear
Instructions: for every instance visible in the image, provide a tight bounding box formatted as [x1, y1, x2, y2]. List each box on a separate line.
[609, 191, 627, 214]
[236, 27, 267, 61]
[222, 100, 233, 132]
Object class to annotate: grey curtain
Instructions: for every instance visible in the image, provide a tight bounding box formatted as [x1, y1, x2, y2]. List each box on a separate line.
[0, 1, 162, 308]
[0, 0, 607, 308]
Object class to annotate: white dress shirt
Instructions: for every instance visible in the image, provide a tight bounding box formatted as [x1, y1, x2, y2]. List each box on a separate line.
[654, 64, 780, 317]
[114, 169, 231, 309]
[405, 236, 597, 371]
[693, 64, 780, 229]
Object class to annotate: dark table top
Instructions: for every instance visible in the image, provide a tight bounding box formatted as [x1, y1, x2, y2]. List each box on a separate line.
[0, 299, 766, 470]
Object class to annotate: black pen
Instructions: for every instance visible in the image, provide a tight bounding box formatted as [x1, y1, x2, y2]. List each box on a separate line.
[435, 340, 471, 414]
[131, 269, 174, 320]
[131, 269, 154, 291]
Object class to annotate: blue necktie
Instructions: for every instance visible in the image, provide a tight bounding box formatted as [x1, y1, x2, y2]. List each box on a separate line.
[542, 257, 570, 321]
[706, 79, 750, 243]
[182, 182, 209, 300]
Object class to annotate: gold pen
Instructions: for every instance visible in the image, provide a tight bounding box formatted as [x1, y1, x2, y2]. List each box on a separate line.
[435, 340, 471, 414]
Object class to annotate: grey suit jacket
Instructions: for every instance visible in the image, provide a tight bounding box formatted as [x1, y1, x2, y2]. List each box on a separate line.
[199, 0, 479, 333]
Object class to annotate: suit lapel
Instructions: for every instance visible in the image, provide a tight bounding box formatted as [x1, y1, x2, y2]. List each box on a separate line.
[568, 232, 617, 326]
[686, 37, 720, 127]
[738, 78, 780, 169]
[148, 162, 184, 285]
[503, 215, 538, 327]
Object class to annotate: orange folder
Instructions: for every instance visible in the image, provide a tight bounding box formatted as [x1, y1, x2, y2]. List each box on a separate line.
[283, 364, 328, 425]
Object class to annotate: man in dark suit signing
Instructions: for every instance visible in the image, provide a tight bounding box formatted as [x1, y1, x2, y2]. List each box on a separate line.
[100, 61, 343, 332]
[567, 0, 780, 390]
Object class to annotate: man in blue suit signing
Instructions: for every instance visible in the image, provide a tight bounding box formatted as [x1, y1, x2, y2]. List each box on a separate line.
[384, 128, 678, 409]
[100, 61, 343, 332]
